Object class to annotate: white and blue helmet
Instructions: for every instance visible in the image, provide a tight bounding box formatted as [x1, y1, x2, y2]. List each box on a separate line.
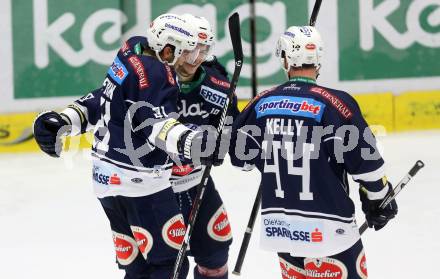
[275, 26, 324, 71]
[146, 13, 198, 65]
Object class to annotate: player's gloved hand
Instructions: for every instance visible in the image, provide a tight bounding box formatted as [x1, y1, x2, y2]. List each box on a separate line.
[202, 55, 228, 78]
[33, 111, 68, 158]
[178, 127, 220, 166]
[359, 184, 398, 231]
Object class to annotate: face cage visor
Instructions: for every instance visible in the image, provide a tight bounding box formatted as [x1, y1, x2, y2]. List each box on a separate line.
[181, 43, 212, 65]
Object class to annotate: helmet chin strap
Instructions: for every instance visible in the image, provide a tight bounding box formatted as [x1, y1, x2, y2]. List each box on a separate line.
[281, 57, 290, 80]
[315, 65, 321, 79]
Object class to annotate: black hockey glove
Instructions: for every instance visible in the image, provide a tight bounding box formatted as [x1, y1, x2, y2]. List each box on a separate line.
[178, 127, 222, 166]
[33, 111, 68, 158]
[359, 184, 398, 231]
[202, 55, 228, 78]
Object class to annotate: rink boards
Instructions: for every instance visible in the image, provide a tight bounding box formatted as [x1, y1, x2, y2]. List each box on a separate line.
[1, 90, 440, 153]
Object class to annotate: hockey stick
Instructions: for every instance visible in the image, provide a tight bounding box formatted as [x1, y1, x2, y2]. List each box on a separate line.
[232, 185, 262, 275]
[309, 0, 323, 26]
[249, 0, 258, 98]
[359, 160, 425, 234]
[232, 3, 323, 275]
[172, 12, 243, 279]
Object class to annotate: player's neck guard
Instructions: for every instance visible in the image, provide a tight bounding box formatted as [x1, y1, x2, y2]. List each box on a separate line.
[289, 76, 317, 84]
[178, 67, 206, 94]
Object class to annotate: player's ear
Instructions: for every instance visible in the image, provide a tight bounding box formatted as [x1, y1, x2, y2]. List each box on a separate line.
[160, 45, 175, 64]
[283, 57, 289, 71]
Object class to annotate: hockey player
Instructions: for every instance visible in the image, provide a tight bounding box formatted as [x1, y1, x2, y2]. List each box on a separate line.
[33, 14, 218, 279]
[228, 26, 398, 278]
[170, 14, 238, 279]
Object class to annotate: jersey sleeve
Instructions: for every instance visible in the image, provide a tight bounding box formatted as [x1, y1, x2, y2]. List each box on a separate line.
[229, 100, 261, 171]
[124, 57, 191, 155]
[323, 93, 388, 201]
[60, 88, 102, 136]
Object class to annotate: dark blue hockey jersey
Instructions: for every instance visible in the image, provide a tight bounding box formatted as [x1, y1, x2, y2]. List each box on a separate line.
[60, 37, 193, 198]
[229, 77, 388, 257]
[170, 64, 239, 192]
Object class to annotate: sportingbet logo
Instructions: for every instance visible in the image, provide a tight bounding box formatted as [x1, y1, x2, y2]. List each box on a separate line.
[258, 100, 321, 114]
[256, 96, 325, 122]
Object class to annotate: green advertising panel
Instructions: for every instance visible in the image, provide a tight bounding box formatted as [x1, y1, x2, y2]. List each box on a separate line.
[13, 0, 120, 99]
[11, 0, 440, 100]
[13, 0, 309, 99]
[339, 0, 440, 80]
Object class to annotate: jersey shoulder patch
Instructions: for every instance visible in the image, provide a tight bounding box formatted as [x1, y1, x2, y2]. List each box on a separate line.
[164, 64, 176, 86]
[119, 36, 148, 57]
[126, 55, 149, 89]
[308, 86, 353, 119]
[107, 56, 129, 85]
[209, 75, 230, 89]
[242, 87, 277, 111]
[204, 64, 230, 89]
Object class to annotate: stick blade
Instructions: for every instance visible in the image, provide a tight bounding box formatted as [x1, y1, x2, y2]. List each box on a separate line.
[228, 12, 244, 62]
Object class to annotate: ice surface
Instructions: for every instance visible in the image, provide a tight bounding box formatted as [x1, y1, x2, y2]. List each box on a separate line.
[1, 131, 439, 278]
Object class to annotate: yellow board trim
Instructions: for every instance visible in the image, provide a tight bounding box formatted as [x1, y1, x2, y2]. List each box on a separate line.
[2, 90, 440, 153]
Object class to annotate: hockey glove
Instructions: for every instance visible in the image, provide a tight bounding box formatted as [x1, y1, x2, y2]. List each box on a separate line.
[178, 127, 222, 166]
[202, 55, 228, 78]
[33, 111, 68, 158]
[359, 183, 398, 231]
